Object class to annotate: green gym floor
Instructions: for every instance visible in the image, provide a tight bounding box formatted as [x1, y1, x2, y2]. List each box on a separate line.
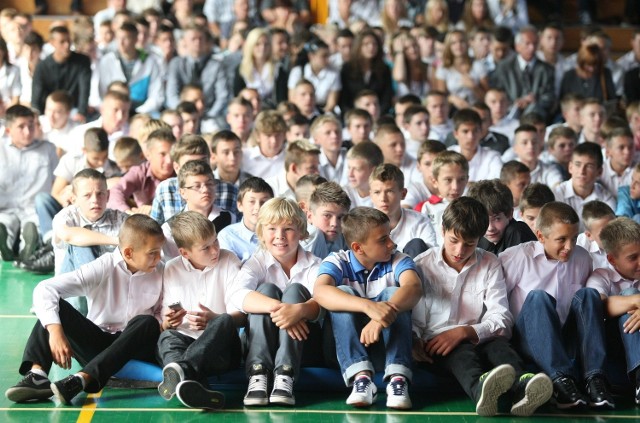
[2, 262, 640, 422]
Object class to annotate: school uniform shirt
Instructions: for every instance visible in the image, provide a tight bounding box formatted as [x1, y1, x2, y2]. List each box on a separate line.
[265, 171, 296, 201]
[600, 157, 633, 199]
[318, 250, 416, 299]
[412, 247, 513, 342]
[54, 152, 121, 182]
[241, 145, 286, 180]
[402, 181, 431, 209]
[39, 117, 76, 153]
[528, 160, 563, 189]
[405, 138, 422, 160]
[218, 220, 259, 263]
[576, 233, 611, 271]
[51, 206, 127, 274]
[343, 185, 372, 209]
[287, 63, 341, 107]
[162, 251, 241, 339]
[490, 116, 519, 143]
[229, 246, 320, 313]
[301, 224, 347, 259]
[67, 117, 129, 159]
[428, 121, 454, 143]
[587, 267, 640, 297]
[32, 248, 164, 333]
[0, 63, 22, 101]
[448, 145, 503, 182]
[319, 148, 348, 186]
[500, 241, 593, 324]
[399, 153, 423, 186]
[391, 208, 438, 250]
[420, 197, 449, 247]
[553, 181, 616, 231]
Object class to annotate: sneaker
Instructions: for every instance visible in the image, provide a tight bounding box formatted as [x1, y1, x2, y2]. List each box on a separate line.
[158, 363, 185, 400]
[244, 364, 269, 406]
[5, 371, 53, 402]
[19, 222, 39, 262]
[21, 248, 54, 274]
[176, 380, 225, 410]
[51, 375, 84, 405]
[0, 222, 14, 261]
[16, 242, 53, 268]
[476, 364, 516, 416]
[510, 373, 553, 416]
[552, 375, 588, 409]
[270, 366, 295, 406]
[585, 374, 615, 409]
[386, 375, 412, 410]
[635, 384, 640, 405]
[346, 374, 378, 407]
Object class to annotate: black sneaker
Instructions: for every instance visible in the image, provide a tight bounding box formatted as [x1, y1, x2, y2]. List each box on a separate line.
[19, 222, 40, 262]
[22, 248, 55, 274]
[158, 363, 185, 400]
[51, 375, 84, 405]
[0, 222, 15, 261]
[270, 366, 295, 406]
[244, 364, 269, 406]
[176, 380, 225, 410]
[635, 384, 640, 405]
[552, 375, 588, 409]
[476, 364, 516, 416]
[585, 374, 615, 409]
[5, 371, 53, 402]
[510, 373, 553, 416]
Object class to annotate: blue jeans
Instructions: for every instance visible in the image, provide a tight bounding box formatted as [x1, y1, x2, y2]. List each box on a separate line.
[60, 245, 99, 317]
[616, 288, 640, 375]
[329, 285, 413, 386]
[35, 193, 62, 240]
[513, 288, 607, 381]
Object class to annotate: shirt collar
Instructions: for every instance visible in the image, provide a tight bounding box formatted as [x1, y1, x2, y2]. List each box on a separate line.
[532, 241, 547, 259]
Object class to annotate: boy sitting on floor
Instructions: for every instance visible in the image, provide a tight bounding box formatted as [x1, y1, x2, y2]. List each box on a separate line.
[577, 201, 615, 270]
[303, 182, 351, 259]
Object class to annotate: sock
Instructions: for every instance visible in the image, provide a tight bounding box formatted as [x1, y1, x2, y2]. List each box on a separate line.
[73, 373, 87, 389]
[30, 368, 47, 378]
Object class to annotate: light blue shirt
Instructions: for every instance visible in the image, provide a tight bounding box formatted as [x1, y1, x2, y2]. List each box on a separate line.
[218, 220, 259, 262]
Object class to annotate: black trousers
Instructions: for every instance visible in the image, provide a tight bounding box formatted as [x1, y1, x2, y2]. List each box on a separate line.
[20, 299, 160, 393]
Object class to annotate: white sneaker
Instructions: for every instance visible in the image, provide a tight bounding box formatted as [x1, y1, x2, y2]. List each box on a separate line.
[386, 375, 412, 409]
[476, 364, 516, 416]
[346, 375, 378, 407]
[158, 363, 185, 400]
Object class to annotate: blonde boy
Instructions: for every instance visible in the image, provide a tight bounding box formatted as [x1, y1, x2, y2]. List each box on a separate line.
[294, 174, 328, 213]
[370, 164, 437, 256]
[242, 110, 287, 179]
[303, 182, 351, 259]
[343, 108, 372, 145]
[218, 177, 274, 262]
[587, 217, 640, 405]
[345, 141, 384, 208]
[403, 140, 446, 209]
[418, 151, 469, 246]
[601, 127, 635, 197]
[578, 201, 615, 270]
[311, 114, 347, 185]
[229, 198, 322, 406]
[112, 136, 144, 174]
[157, 212, 244, 410]
[512, 124, 563, 188]
[314, 207, 422, 409]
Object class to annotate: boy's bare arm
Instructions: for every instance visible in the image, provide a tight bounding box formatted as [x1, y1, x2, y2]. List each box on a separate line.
[242, 290, 282, 314]
[388, 269, 423, 312]
[51, 177, 73, 206]
[56, 225, 119, 247]
[314, 274, 398, 326]
[604, 293, 640, 317]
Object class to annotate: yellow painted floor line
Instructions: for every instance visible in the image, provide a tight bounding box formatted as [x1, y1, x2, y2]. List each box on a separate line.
[76, 391, 103, 423]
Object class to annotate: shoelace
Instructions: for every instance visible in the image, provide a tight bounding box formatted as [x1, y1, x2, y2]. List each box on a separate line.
[354, 377, 372, 393]
[388, 378, 407, 396]
[272, 374, 294, 393]
[248, 374, 268, 392]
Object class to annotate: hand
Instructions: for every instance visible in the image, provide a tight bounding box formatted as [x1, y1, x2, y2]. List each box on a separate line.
[624, 308, 640, 333]
[286, 320, 310, 341]
[130, 205, 152, 215]
[392, 34, 405, 55]
[412, 338, 433, 363]
[47, 324, 74, 369]
[425, 327, 470, 357]
[186, 304, 217, 331]
[60, 185, 74, 207]
[270, 303, 304, 329]
[360, 320, 383, 347]
[163, 308, 187, 329]
[364, 301, 398, 327]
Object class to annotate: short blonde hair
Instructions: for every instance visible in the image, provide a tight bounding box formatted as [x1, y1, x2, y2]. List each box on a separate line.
[285, 139, 321, 171]
[600, 217, 640, 256]
[432, 151, 469, 179]
[168, 211, 216, 250]
[310, 113, 341, 137]
[256, 197, 309, 248]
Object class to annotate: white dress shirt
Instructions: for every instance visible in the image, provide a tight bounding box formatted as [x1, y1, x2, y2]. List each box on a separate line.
[553, 181, 616, 231]
[576, 233, 611, 271]
[162, 251, 241, 339]
[500, 241, 592, 324]
[33, 248, 164, 333]
[229, 246, 320, 312]
[587, 267, 640, 297]
[265, 171, 296, 201]
[390, 209, 438, 250]
[528, 160, 563, 189]
[319, 148, 348, 186]
[241, 145, 286, 180]
[343, 185, 372, 209]
[600, 157, 634, 199]
[448, 145, 503, 182]
[413, 247, 513, 342]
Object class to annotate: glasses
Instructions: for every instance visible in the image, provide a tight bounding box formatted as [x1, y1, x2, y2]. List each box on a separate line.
[183, 182, 216, 192]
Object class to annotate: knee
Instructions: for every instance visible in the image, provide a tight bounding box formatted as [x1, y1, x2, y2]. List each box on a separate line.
[129, 314, 161, 331]
[282, 283, 310, 303]
[620, 288, 640, 297]
[256, 283, 282, 299]
[574, 287, 600, 302]
[524, 289, 554, 306]
[158, 329, 178, 344]
[379, 286, 399, 301]
[337, 285, 357, 296]
[209, 313, 234, 330]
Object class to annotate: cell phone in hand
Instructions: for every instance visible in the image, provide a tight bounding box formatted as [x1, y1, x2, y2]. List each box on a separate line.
[168, 301, 183, 312]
